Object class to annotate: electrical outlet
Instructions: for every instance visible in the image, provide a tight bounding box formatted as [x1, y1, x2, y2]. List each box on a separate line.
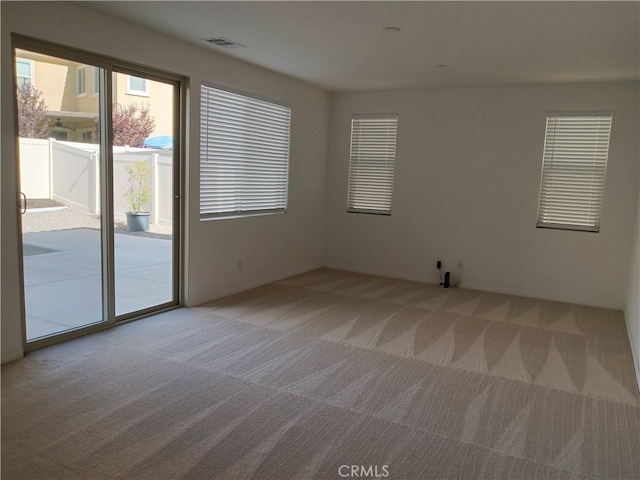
[457, 260, 463, 268]
[238, 259, 243, 270]
[437, 260, 442, 269]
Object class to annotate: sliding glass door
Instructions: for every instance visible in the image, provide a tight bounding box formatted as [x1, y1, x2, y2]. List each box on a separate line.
[14, 39, 180, 344]
[16, 48, 107, 341]
[111, 70, 177, 316]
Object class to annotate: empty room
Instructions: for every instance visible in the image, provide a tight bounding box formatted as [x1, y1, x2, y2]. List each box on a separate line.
[1, 2, 639, 479]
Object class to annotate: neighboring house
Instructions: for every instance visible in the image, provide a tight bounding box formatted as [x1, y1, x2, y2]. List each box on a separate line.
[16, 49, 173, 143]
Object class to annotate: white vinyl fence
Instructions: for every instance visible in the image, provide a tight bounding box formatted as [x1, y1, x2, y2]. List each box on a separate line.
[19, 138, 173, 226]
[18, 138, 51, 199]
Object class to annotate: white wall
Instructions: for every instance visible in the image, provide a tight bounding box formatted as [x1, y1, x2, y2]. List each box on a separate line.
[1, 2, 329, 362]
[625, 134, 640, 387]
[326, 83, 639, 309]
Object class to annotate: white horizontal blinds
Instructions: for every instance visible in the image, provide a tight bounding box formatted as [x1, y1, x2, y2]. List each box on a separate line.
[537, 113, 612, 232]
[348, 114, 398, 214]
[200, 84, 291, 218]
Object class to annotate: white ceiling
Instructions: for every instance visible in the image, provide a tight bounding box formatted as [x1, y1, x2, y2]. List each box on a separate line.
[82, 1, 639, 92]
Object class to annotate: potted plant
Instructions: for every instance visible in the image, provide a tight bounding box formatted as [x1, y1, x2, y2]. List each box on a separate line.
[123, 159, 151, 232]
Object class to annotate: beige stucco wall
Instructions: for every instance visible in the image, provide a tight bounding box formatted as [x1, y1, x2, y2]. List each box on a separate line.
[16, 50, 172, 141]
[113, 73, 174, 137]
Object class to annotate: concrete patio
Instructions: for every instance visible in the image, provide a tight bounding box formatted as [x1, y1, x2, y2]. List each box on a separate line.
[23, 227, 173, 340]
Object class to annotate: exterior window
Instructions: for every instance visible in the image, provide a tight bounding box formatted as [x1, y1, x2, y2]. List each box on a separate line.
[93, 67, 100, 95]
[16, 59, 33, 86]
[199, 83, 291, 219]
[127, 75, 149, 96]
[348, 114, 398, 215]
[51, 130, 68, 141]
[81, 131, 94, 143]
[537, 113, 613, 232]
[76, 66, 86, 96]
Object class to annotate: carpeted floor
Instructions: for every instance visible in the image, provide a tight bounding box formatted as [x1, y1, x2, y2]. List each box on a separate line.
[2, 268, 639, 479]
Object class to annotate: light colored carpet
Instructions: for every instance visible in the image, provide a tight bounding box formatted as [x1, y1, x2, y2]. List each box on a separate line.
[2, 268, 639, 479]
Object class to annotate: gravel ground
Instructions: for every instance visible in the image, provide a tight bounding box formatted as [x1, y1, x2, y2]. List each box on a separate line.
[22, 203, 173, 240]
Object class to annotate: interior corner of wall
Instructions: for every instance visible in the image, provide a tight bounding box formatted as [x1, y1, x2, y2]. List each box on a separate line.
[1, 348, 24, 365]
[624, 307, 640, 394]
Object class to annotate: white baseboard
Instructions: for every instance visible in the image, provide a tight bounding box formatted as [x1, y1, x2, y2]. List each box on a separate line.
[323, 263, 623, 310]
[623, 308, 640, 393]
[187, 263, 324, 307]
[322, 263, 439, 287]
[1, 348, 24, 364]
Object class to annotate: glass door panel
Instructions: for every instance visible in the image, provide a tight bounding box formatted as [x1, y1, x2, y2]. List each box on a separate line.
[112, 71, 176, 316]
[16, 49, 106, 341]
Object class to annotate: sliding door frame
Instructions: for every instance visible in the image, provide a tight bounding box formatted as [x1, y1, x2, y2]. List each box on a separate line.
[111, 63, 183, 322]
[12, 34, 185, 352]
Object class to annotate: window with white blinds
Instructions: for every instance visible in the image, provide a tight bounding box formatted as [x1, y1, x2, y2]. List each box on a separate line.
[348, 114, 398, 215]
[200, 84, 291, 219]
[536, 113, 612, 232]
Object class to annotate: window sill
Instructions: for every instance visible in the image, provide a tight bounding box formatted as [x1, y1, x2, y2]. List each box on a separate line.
[200, 209, 286, 221]
[126, 90, 150, 97]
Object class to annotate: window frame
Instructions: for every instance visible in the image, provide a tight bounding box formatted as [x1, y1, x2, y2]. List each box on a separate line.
[126, 75, 150, 97]
[80, 129, 94, 143]
[347, 113, 399, 215]
[12, 33, 185, 349]
[76, 65, 87, 97]
[50, 130, 68, 141]
[93, 66, 100, 96]
[16, 58, 34, 86]
[199, 82, 292, 220]
[536, 112, 613, 233]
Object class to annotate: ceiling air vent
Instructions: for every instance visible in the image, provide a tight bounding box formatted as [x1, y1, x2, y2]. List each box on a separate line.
[203, 37, 246, 48]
